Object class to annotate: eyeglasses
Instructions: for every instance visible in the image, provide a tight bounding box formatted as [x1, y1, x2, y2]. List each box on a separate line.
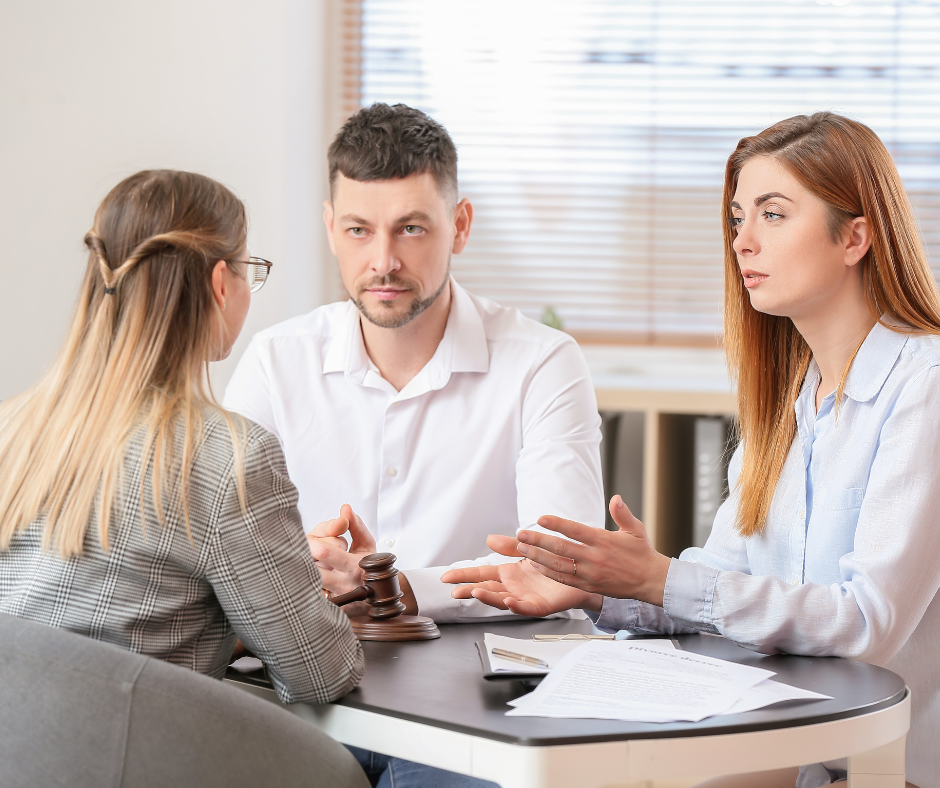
[227, 257, 274, 293]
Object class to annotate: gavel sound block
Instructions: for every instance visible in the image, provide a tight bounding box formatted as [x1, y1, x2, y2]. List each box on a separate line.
[329, 553, 440, 642]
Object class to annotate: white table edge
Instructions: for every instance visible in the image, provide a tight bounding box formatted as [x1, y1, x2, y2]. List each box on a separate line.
[228, 680, 910, 788]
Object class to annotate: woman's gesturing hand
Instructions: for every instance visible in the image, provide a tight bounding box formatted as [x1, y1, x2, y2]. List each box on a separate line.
[517, 495, 671, 607]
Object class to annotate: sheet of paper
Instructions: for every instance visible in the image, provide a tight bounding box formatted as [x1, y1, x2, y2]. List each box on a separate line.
[484, 633, 675, 674]
[506, 640, 775, 722]
[722, 678, 832, 714]
[229, 656, 264, 673]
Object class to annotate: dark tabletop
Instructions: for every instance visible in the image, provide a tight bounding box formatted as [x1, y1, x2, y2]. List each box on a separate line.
[230, 617, 906, 747]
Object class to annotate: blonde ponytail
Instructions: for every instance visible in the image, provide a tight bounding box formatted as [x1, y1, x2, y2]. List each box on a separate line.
[0, 170, 249, 557]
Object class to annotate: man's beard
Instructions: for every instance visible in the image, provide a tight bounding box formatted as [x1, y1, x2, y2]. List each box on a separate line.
[353, 264, 450, 329]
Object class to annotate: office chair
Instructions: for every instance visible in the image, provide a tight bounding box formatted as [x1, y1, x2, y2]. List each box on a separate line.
[0, 612, 369, 788]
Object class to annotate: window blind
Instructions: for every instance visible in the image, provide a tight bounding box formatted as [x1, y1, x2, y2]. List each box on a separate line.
[336, 0, 940, 343]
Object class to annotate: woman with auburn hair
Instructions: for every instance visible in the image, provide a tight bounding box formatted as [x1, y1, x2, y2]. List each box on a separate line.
[445, 112, 940, 788]
[0, 170, 363, 709]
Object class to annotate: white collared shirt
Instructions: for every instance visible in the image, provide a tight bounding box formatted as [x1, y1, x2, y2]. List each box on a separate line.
[594, 321, 940, 787]
[223, 279, 604, 622]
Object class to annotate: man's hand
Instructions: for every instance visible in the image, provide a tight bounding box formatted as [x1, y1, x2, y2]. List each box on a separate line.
[307, 504, 418, 617]
[307, 504, 376, 614]
[442, 556, 601, 617]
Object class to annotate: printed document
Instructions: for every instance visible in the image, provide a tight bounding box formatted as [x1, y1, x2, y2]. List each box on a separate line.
[724, 677, 832, 714]
[506, 640, 829, 722]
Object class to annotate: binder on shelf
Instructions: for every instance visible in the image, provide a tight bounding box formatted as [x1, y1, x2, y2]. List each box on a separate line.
[693, 416, 734, 549]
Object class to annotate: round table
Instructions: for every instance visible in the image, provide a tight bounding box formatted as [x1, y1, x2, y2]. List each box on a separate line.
[229, 618, 910, 787]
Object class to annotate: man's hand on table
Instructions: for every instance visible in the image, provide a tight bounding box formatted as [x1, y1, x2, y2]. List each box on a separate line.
[307, 503, 418, 617]
[442, 535, 603, 617]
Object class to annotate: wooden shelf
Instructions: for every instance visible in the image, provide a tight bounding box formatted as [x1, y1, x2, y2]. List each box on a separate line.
[596, 387, 736, 415]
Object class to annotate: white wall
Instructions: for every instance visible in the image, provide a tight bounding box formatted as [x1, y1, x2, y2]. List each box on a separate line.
[0, 0, 338, 401]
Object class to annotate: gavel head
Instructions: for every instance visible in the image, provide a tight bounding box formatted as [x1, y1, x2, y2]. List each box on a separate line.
[331, 553, 407, 620]
[358, 552, 408, 620]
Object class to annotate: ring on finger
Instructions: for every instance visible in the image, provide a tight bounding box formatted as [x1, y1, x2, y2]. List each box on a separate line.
[571, 559, 577, 577]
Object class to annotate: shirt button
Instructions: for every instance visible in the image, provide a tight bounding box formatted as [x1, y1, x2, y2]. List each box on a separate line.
[387, 467, 398, 477]
[791, 579, 799, 586]
[798, 510, 805, 519]
[385, 538, 396, 548]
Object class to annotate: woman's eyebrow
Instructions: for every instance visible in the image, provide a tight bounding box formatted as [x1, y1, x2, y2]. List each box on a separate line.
[730, 193, 793, 211]
[754, 192, 793, 206]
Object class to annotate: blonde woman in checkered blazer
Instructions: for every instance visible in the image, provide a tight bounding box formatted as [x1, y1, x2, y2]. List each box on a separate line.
[0, 170, 363, 705]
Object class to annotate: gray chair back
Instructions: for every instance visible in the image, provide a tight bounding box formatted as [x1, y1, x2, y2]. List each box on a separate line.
[0, 612, 369, 788]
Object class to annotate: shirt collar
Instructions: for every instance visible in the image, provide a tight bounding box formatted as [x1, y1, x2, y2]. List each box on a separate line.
[799, 359, 822, 400]
[321, 277, 490, 388]
[438, 277, 490, 376]
[322, 298, 369, 379]
[841, 318, 909, 403]
[797, 317, 908, 405]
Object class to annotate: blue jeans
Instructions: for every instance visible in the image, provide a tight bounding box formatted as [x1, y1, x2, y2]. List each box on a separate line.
[347, 745, 501, 788]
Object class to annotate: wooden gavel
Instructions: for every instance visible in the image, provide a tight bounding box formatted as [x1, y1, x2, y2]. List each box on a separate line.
[329, 553, 440, 641]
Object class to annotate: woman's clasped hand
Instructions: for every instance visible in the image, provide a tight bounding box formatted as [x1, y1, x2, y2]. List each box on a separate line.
[443, 495, 671, 615]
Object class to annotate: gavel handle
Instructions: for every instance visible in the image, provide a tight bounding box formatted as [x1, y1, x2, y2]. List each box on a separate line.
[330, 585, 373, 607]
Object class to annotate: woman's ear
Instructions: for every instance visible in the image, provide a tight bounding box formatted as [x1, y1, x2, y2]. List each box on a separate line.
[211, 260, 229, 309]
[844, 216, 872, 268]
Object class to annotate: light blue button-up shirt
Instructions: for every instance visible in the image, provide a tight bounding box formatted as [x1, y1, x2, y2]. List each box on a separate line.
[593, 322, 940, 787]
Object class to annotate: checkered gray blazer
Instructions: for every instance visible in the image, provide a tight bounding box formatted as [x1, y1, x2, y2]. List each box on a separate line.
[0, 410, 363, 705]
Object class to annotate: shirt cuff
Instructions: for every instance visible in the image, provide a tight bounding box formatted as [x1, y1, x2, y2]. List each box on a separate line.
[662, 558, 720, 634]
[588, 596, 643, 632]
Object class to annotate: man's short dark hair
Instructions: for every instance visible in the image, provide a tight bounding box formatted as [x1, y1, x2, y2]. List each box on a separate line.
[328, 103, 458, 203]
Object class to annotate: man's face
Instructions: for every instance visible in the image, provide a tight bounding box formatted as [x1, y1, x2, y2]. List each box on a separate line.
[324, 172, 471, 329]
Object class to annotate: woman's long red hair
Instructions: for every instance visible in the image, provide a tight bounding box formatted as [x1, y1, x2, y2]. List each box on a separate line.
[724, 112, 940, 536]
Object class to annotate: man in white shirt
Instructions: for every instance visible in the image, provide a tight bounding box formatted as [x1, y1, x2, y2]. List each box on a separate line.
[223, 102, 604, 627]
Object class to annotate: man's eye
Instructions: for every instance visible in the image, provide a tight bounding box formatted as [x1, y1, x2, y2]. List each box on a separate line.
[349, 227, 366, 237]
[402, 225, 422, 235]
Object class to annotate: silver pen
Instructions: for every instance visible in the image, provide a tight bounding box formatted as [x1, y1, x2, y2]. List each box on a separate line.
[491, 647, 550, 669]
[532, 633, 615, 641]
